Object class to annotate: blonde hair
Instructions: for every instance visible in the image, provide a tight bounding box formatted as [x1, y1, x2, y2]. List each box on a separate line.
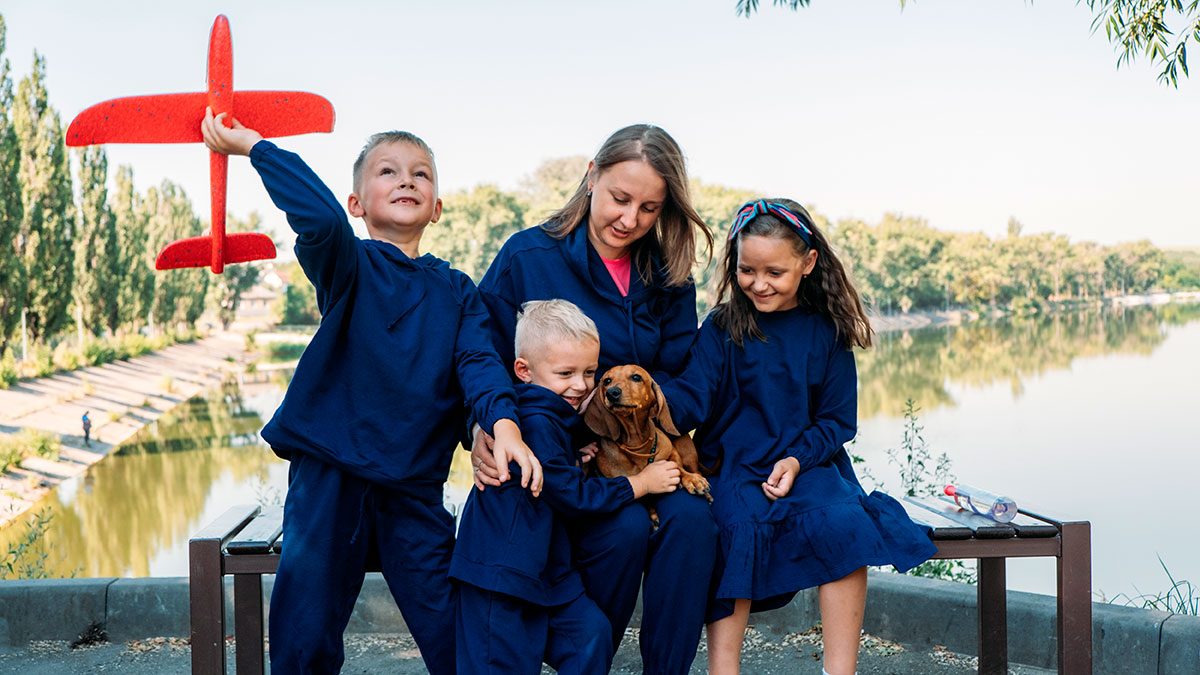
[351, 131, 438, 196]
[514, 300, 600, 359]
[544, 124, 713, 288]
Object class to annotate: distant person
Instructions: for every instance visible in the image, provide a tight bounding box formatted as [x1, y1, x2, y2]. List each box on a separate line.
[472, 124, 719, 673]
[200, 108, 536, 675]
[452, 299, 682, 674]
[659, 199, 938, 675]
[81, 411, 91, 447]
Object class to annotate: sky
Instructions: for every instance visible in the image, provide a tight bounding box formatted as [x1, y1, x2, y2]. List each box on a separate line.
[3, 0, 1198, 249]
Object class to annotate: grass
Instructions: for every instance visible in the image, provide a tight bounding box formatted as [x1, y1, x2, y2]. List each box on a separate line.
[1111, 557, 1198, 616]
[263, 341, 308, 363]
[0, 430, 61, 471]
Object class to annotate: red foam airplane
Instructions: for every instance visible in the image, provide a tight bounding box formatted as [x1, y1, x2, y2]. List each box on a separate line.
[65, 15, 335, 274]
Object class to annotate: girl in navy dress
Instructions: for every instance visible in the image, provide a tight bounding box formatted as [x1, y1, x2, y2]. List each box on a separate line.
[661, 199, 936, 675]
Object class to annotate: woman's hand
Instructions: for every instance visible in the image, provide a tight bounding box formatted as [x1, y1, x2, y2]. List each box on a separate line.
[762, 456, 800, 502]
[470, 425, 502, 490]
[200, 107, 262, 156]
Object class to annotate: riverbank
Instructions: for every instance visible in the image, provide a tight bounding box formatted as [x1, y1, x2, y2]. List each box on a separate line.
[0, 333, 250, 530]
[869, 290, 1200, 334]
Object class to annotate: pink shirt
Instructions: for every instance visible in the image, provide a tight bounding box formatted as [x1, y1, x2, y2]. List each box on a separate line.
[600, 255, 631, 297]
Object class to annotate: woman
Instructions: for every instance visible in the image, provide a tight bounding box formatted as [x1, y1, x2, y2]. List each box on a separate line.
[473, 124, 717, 674]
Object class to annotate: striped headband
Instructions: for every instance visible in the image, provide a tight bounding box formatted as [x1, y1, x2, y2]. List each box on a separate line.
[728, 200, 814, 247]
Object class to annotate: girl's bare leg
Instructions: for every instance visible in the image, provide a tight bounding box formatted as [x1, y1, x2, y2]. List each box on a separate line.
[818, 566, 868, 675]
[706, 598, 751, 675]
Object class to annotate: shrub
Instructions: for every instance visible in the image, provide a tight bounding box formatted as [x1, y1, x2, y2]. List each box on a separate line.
[83, 340, 117, 366]
[0, 350, 18, 389]
[52, 342, 82, 371]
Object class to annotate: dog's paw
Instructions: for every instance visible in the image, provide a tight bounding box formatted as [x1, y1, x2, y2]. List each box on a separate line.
[681, 472, 712, 502]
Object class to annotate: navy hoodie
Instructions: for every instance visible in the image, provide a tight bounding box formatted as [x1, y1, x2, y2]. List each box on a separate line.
[478, 224, 698, 381]
[251, 141, 518, 499]
[450, 383, 636, 606]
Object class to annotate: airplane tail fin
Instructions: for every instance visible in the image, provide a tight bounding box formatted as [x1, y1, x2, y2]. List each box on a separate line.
[155, 232, 276, 272]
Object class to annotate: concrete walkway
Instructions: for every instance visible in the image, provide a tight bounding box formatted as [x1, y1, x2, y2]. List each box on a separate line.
[0, 333, 249, 529]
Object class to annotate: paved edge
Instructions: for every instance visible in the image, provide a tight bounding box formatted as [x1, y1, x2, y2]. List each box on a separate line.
[1, 571, 1197, 674]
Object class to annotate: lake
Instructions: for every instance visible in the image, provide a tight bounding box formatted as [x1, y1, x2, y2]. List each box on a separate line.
[5, 300, 1198, 603]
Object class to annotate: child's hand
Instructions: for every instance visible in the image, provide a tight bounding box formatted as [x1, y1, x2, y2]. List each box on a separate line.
[491, 419, 543, 497]
[762, 457, 800, 501]
[201, 107, 262, 156]
[628, 461, 680, 498]
[578, 442, 598, 465]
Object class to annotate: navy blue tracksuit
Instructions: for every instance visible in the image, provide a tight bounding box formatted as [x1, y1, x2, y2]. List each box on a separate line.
[251, 141, 518, 674]
[452, 384, 632, 673]
[479, 224, 717, 674]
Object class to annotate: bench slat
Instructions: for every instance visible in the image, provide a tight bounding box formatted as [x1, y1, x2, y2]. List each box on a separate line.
[226, 506, 283, 554]
[899, 497, 974, 539]
[1006, 513, 1060, 538]
[904, 497, 1015, 538]
[191, 504, 260, 543]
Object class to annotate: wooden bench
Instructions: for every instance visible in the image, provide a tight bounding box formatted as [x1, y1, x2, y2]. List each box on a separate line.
[189, 500, 1091, 675]
[900, 495, 1092, 675]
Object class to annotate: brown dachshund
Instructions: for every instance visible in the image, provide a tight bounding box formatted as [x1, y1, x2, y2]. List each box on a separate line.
[584, 365, 711, 527]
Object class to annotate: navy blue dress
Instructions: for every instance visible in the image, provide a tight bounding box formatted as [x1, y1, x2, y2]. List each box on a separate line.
[479, 223, 717, 675]
[661, 307, 936, 617]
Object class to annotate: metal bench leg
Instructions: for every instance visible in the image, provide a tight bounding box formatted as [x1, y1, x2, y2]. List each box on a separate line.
[235, 573, 266, 675]
[1057, 522, 1092, 674]
[977, 557, 1007, 675]
[190, 537, 227, 675]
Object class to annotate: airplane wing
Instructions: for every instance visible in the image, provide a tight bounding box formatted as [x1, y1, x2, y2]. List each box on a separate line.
[156, 232, 276, 270]
[66, 91, 334, 147]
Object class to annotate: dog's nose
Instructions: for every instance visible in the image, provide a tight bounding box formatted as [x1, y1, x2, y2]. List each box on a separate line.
[606, 386, 622, 402]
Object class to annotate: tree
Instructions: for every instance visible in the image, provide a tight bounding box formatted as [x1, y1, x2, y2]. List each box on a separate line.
[112, 165, 153, 333]
[74, 145, 120, 336]
[13, 52, 75, 342]
[735, 0, 1200, 87]
[519, 156, 588, 224]
[422, 184, 526, 282]
[273, 260, 320, 325]
[0, 16, 25, 352]
[206, 213, 262, 329]
[145, 181, 207, 332]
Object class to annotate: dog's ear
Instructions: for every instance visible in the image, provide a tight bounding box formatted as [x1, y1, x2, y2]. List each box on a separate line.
[584, 397, 622, 439]
[652, 381, 680, 436]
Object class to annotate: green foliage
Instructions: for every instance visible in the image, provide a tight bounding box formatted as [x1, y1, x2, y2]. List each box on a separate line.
[0, 428, 60, 471]
[273, 261, 320, 325]
[264, 341, 308, 363]
[13, 51, 76, 344]
[0, 509, 53, 580]
[423, 184, 526, 283]
[0, 16, 25, 354]
[736, 0, 1198, 87]
[206, 213, 263, 329]
[0, 348, 17, 388]
[73, 145, 121, 335]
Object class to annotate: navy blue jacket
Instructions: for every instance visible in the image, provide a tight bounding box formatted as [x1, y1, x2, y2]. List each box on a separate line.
[450, 384, 636, 606]
[252, 141, 518, 499]
[478, 224, 698, 380]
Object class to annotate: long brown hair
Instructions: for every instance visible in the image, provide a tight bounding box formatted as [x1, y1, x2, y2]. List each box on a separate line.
[712, 198, 872, 349]
[544, 125, 713, 288]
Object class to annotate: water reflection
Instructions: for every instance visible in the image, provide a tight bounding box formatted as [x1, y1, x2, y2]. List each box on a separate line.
[857, 302, 1200, 418]
[0, 378, 282, 578]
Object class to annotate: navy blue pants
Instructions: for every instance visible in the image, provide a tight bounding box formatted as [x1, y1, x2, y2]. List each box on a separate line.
[455, 583, 612, 674]
[572, 490, 717, 675]
[269, 454, 456, 674]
